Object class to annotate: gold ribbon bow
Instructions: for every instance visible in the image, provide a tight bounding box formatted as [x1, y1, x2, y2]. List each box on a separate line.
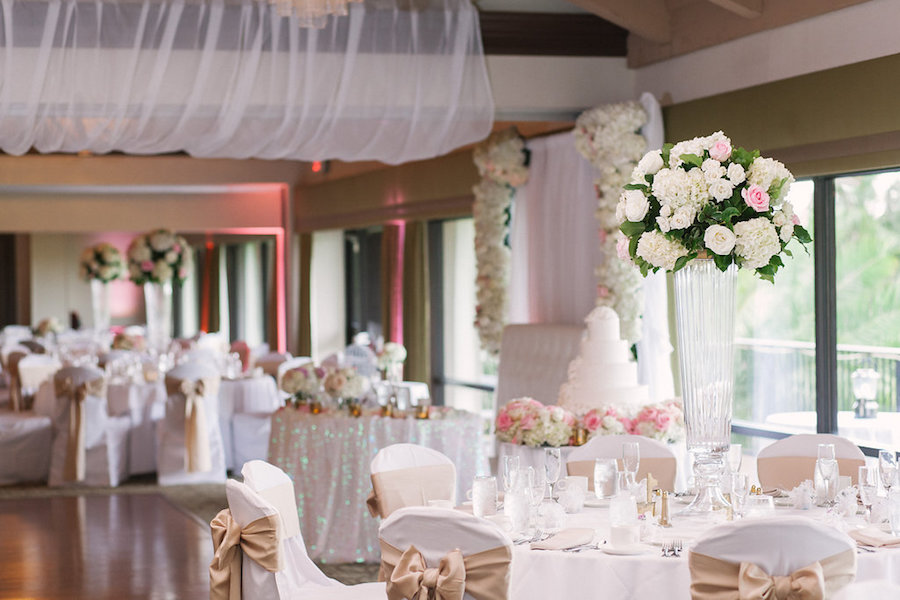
[209, 509, 282, 600]
[54, 375, 107, 483]
[388, 545, 466, 600]
[738, 561, 825, 600]
[7, 351, 27, 412]
[166, 377, 213, 473]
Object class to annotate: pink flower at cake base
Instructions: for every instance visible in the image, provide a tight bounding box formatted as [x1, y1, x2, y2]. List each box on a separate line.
[629, 399, 685, 443]
[582, 406, 631, 438]
[495, 398, 574, 447]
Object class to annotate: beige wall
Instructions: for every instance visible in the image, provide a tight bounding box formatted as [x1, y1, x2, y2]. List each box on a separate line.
[309, 230, 346, 361]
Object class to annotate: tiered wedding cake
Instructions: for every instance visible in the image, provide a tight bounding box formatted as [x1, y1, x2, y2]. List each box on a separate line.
[557, 306, 649, 415]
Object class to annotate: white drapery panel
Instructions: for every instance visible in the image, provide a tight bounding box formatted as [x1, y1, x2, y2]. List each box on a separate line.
[508, 130, 600, 325]
[0, 0, 493, 163]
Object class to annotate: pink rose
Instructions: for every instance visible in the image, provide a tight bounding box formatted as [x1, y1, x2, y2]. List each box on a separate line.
[496, 412, 513, 432]
[141, 260, 154, 271]
[178, 269, 188, 279]
[791, 214, 800, 225]
[616, 236, 630, 261]
[597, 285, 610, 298]
[598, 229, 608, 244]
[655, 413, 671, 430]
[172, 244, 182, 253]
[741, 184, 770, 212]
[583, 412, 602, 432]
[709, 140, 732, 162]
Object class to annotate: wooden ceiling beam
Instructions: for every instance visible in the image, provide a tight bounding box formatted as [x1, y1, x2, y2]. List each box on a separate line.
[563, 0, 671, 43]
[706, 0, 763, 18]
[479, 11, 627, 57]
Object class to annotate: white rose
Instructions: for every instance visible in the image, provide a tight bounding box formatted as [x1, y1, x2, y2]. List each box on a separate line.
[152, 261, 173, 282]
[772, 211, 786, 227]
[615, 199, 627, 224]
[101, 247, 118, 263]
[669, 207, 694, 229]
[623, 189, 649, 222]
[149, 230, 175, 253]
[637, 150, 664, 175]
[708, 178, 734, 202]
[165, 250, 178, 264]
[131, 244, 151, 262]
[656, 216, 671, 233]
[98, 265, 116, 280]
[659, 205, 672, 218]
[704, 225, 736, 255]
[727, 163, 746, 185]
[780, 223, 794, 243]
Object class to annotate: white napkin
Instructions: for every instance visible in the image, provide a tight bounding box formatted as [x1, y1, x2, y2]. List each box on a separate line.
[787, 480, 815, 510]
[849, 526, 900, 548]
[530, 528, 594, 551]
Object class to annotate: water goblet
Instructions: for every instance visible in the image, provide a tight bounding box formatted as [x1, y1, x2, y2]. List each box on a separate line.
[879, 449, 898, 495]
[527, 466, 547, 506]
[815, 455, 838, 507]
[728, 443, 743, 474]
[859, 465, 879, 523]
[593, 457, 618, 500]
[544, 447, 561, 497]
[731, 472, 749, 519]
[502, 455, 520, 495]
[622, 442, 640, 487]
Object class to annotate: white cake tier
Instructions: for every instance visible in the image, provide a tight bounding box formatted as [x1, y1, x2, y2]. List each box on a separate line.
[584, 306, 620, 341]
[571, 360, 639, 389]
[578, 339, 631, 365]
[558, 383, 650, 416]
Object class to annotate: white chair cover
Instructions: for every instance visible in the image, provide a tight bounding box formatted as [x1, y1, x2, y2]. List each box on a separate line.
[565, 434, 678, 492]
[757, 434, 866, 490]
[183, 348, 223, 372]
[47, 366, 129, 487]
[369, 443, 457, 518]
[111, 380, 167, 476]
[256, 352, 292, 379]
[157, 361, 226, 485]
[689, 516, 856, 599]
[18, 353, 62, 394]
[495, 324, 582, 406]
[0, 411, 52, 484]
[1, 325, 33, 346]
[379, 506, 513, 600]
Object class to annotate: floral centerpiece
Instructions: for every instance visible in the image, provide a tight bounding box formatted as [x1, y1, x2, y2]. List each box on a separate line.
[582, 406, 631, 437]
[111, 331, 146, 351]
[616, 131, 810, 278]
[281, 364, 325, 405]
[79, 242, 125, 283]
[127, 229, 192, 285]
[495, 397, 576, 447]
[323, 366, 370, 402]
[33, 317, 63, 337]
[581, 399, 685, 444]
[377, 341, 407, 382]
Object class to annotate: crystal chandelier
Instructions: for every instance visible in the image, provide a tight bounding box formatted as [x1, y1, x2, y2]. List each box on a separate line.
[268, 0, 364, 28]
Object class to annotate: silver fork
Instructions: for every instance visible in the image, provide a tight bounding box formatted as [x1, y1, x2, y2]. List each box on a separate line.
[661, 542, 672, 557]
[673, 540, 683, 557]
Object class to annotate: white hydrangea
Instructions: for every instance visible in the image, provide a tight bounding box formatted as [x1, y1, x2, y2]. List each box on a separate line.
[669, 207, 695, 230]
[668, 136, 705, 169]
[651, 167, 710, 215]
[701, 159, 725, 183]
[780, 222, 795, 243]
[149, 230, 175, 253]
[747, 156, 794, 200]
[734, 217, 781, 269]
[636, 231, 689, 271]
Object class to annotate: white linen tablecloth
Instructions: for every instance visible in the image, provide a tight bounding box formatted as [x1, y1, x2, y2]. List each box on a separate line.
[509, 504, 900, 600]
[268, 408, 486, 562]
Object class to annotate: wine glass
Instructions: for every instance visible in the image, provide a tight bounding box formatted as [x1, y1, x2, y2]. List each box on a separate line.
[622, 442, 640, 487]
[731, 472, 749, 519]
[526, 466, 546, 509]
[859, 465, 879, 523]
[544, 448, 561, 498]
[502, 454, 520, 495]
[879, 450, 898, 494]
[816, 444, 837, 507]
[728, 443, 743, 474]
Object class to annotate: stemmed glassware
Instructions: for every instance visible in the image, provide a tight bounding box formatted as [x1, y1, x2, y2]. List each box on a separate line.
[879, 450, 898, 495]
[544, 448, 561, 498]
[622, 442, 640, 489]
[815, 443, 838, 507]
[731, 472, 749, 519]
[502, 455, 520, 496]
[859, 465, 879, 523]
[727, 443, 743, 474]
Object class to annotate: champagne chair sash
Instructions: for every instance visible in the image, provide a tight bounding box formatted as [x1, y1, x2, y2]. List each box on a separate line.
[757, 457, 865, 490]
[566, 457, 676, 492]
[54, 375, 107, 483]
[367, 463, 456, 518]
[165, 376, 219, 473]
[380, 540, 511, 600]
[209, 508, 281, 600]
[689, 548, 856, 600]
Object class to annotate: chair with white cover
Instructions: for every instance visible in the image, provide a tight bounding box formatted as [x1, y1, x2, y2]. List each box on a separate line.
[18, 353, 63, 403]
[211, 476, 384, 600]
[495, 324, 583, 406]
[379, 506, 514, 600]
[157, 361, 227, 485]
[255, 352, 292, 380]
[5, 349, 30, 411]
[566, 433, 677, 492]
[0, 410, 52, 484]
[756, 434, 866, 491]
[48, 366, 130, 487]
[368, 443, 457, 518]
[688, 516, 856, 599]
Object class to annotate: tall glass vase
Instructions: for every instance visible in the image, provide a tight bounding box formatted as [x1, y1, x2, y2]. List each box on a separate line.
[144, 281, 173, 353]
[674, 258, 737, 515]
[90, 279, 111, 332]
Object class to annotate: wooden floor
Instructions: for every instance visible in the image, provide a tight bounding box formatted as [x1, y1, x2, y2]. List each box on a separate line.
[0, 493, 212, 599]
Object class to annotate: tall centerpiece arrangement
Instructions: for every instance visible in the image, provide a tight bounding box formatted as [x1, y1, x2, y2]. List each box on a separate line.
[127, 229, 192, 353]
[617, 131, 810, 514]
[377, 342, 407, 383]
[79, 242, 125, 332]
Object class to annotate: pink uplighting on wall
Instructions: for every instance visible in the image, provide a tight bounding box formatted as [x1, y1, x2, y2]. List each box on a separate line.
[387, 221, 405, 345]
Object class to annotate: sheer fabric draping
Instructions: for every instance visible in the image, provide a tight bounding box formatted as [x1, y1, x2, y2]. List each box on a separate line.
[0, 0, 493, 163]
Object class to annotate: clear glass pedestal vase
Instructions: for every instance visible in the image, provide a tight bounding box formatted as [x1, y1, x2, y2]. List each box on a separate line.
[674, 258, 737, 515]
[144, 281, 173, 353]
[90, 279, 111, 333]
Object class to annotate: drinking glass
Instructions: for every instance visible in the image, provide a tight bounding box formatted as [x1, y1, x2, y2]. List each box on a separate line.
[728, 443, 743, 473]
[544, 448, 561, 497]
[622, 442, 640, 487]
[503, 485, 532, 535]
[593, 457, 618, 499]
[879, 450, 898, 494]
[471, 475, 498, 518]
[730, 472, 749, 518]
[502, 455, 520, 494]
[815, 454, 838, 507]
[859, 465, 879, 523]
[527, 466, 546, 507]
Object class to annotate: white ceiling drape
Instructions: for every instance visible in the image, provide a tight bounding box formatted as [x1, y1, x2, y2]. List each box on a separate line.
[0, 0, 494, 163]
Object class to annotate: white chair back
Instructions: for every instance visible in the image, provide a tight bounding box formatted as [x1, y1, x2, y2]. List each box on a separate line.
[255, 352, 291, 378]
[379, 506, 513, 600]
[689, 516, 856, 599]
[1, 325, 33, 345]
[495, 323, 582, 406]
[345, 344, 378, 378]
[565, 434, 677, 492]
[369, 444, 457, 517]
[757, 434, 865, 490]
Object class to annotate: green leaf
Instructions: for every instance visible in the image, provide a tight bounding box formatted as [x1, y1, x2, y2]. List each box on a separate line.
[768, 177, 788, 201]
[758, 271, 775, 284]
[794, 225, 812, 244]
[639, 262, 651, 277]
[673, 253, 696, 272]
[769, 255, 784, 268]
[784, 248, 793, 257]
[679, 153, 703, 169]
[623, 183, 647, 191]
[620, 221, 646, 237]
[628, 234, 640, 258]
[661, 143, 673, 166]
[713, 253, 732, 271]
[721, 207, 740, 225]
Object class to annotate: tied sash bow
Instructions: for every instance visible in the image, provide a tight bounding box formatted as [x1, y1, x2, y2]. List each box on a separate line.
[166, 376, 214, 473]
[738, 561, 825, 600]
[54, 375, 107, 482]
[388, 545, 465, 600]
[209, 509, 281, 600]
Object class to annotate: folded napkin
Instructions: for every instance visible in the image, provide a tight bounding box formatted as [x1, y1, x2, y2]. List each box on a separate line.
[530, 528, 595, 551]
[849, 526, 900, 548]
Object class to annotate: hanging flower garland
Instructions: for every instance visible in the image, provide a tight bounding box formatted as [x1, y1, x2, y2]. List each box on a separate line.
[472, 128, 529, 355]
[574, 102, 648, 345]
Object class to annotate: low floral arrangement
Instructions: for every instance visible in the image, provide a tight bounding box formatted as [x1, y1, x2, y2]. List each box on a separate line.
[377, 342, 407, 370]
[33, 317, 63, 337]
[495, 397, 576, 447]
[281, 364, 325, 403]
[322, 366, 370, 401]
[79, 242, 125, 283]
[127, 229, 193, 285]
[582, 399, 685, 444]
[617, 131, 811, 281]
[111, 332, 146, 351]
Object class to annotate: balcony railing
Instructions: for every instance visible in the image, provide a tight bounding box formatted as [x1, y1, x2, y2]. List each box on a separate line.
[734, 338, 900, 422]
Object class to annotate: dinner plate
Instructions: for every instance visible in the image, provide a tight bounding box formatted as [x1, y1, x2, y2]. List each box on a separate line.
[584, 497, 610, 508]
[673, 494, 696, 505]
[602, 544, 647, 556]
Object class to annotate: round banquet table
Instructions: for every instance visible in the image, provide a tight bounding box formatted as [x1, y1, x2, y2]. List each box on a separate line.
[766, 411, 900, 450]
[268, 407, 487, 563]
[508, 503, 900, 600]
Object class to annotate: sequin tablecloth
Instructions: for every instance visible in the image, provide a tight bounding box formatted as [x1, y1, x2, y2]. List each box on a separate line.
[268, 408, 486, 562]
